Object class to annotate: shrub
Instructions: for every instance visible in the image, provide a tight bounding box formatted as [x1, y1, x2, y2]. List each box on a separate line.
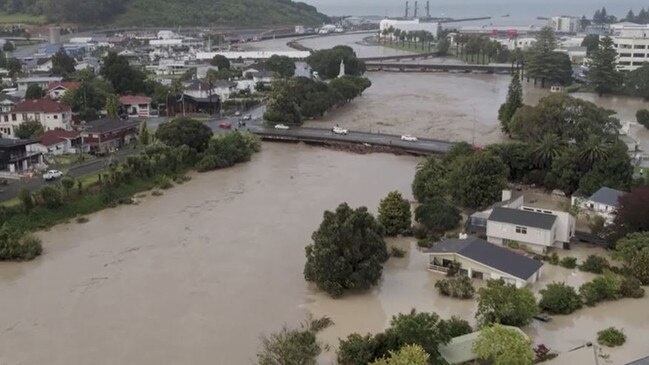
[579, 255, 609, 274]
[196, 154, 229, 172]
[155, 176, 173, 190]
[435, 276, 475, 299]
[18, 186, 33, 211]
[579, 271, 621, 306]
[548, 252, 559, 265]
[378, 191, 412, 236]
[619, 276, 645, 298]
[151, 189, 163, 196]
[597, 327, 626, 347]
[390, 246, 406, 258]
[416, 238, 434, 249]
[539, 282, 582, 314]
[559, 256, 577, 269]
[60, 176, 75, 195]
[444, 316, 473, 337]
[412, 225, 428, 239]
[75, 216, 89, 224]
[39, 185, 63, 209]
[0, 226, 42, 261]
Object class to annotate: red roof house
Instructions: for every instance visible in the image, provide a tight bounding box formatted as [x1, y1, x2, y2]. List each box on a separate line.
[119, 95, 152, 117]
[46, 81, 80, 100]
[36, 129, 84, 155]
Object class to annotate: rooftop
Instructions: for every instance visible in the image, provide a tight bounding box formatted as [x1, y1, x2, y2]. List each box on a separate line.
[426, 237, 543, 280]
[13, 98, 71, 113]
[0, 138, 36, 148]
[84, 118, 140, 134]
[47, 81, 80, 91]
[39, 129, 81, 146]
[588, 187, 625, 207]
[119, 95, 151, 105]
[488, 206, 557, 230]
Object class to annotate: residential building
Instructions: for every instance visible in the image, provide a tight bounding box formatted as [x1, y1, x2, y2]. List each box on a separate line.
[550, 16, 581, 33]
[0, 99, 72, 137]
[175, 80, 221, 115]
[425, 237, 543, 288]
[81, 118, 140, 154]
[439, 326, 529, 365]
[46, 81, 80, 100]
[0, 138, 42, 172]
[119, 95, 152, 118]
[379, 19, 439, 39]
[494, 37, 537, 50]
[610, 22, 649, 71]
[195, 51, 311, 61]
[34, 129, 85, 155]
[16, 76, 63, 91]
[0, 93, 19, 113]
[571, 187, 626, 223]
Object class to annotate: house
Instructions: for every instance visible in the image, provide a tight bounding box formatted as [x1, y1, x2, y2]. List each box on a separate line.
[119, 95, 152, 118]
[0, 138, 43, 173]
[0, 99, 72, 137]
[0, 93, 20, 113]
[81, 118, 140, 154]
[34, 129, 85, 155]
[171, 80, 220, 116]
[16, 76, 63, 91]
[46, 81, 80, 100]
[425, 237, 543, 288]
[572, 187, 626, 223]
[212, 80, 235, 101]
[252, 71, 274, 85]
[438, 326, 529, 365]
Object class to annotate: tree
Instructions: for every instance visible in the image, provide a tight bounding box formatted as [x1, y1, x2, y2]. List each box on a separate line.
[378, 191, 411, 236]
[139, 120, 150, 145]
[532, 134, 562, 169]
[476, 279, 539, 327]
[385, 309, 452, 362]
[628, 250, 649, 285]
[39, 186, 63, 209]
[597, 327, 626, 347]
[100, 52, 147, 95]
[443, 316, 473, 337]
[105, 94, 119, 118]
[447, 152, 507, 209]
[526, 27, 558, 88]
[257, 319, 331, 365]
[51, 48, 76, 76]
[581, 34, 600, 55]
[538, 282, 583, 314]
[3, 41, 14, 52]
[25, 84, 43, 99]
[209, 54, 230, 69]
[266, 55, 296, 78]
[578, 143, 632, 195]
[588, 36, 621, 95]
[306, 45, 366, 79]
[498, 74, 523, 134]
[17, 186, 33, 211]
[60, 176, 75, 196]
[370, 345, 428, 365]
[304, 203, 388, 298]
[637, 109, 649, 129]
[435, 276, 475, 299]
[14, 120, 44, 139]
[473, 324, 534, 365]
[610, 186, 649, 243]
[614, 232, 649, 284]
[579, 271, 621, 306]
[155, 117, 213, 152]
[411, 157, 447, 203]
[626, 64, 649, 100]
[6, 57, 21, 77]
[414, 198, 461, 234]
[437, 37, 450, 56]
[483, 143, 533, 182]
[329, 75, 372, 102]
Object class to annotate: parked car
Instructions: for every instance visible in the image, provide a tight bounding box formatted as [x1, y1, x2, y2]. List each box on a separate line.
[274, 124, 290, 130]
[332, 126, 348, 135]
[243, 114, 252, 120]
[401, 135, 418, 142]
[234, 111, 241, 116]
[43, 170, 63, 181]
[219, 122, 232, 129]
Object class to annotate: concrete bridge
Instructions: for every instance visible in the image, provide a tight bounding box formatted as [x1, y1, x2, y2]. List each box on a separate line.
[251, 126, 454, 155]
[364, 62, 517, 74]
[360, 52, 439, 62]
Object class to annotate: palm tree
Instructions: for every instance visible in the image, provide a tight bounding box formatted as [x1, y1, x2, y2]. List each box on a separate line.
[388, 26, 395, 44]
[578, 135, 611, 167]
[381, 28, 389, 43]
[394, 29, 402, 46]
[533, 134, 563, 169]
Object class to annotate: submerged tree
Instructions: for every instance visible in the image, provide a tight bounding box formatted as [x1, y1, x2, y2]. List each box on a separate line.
[498, 73, 523, 134]
[378, 191, 412, 236]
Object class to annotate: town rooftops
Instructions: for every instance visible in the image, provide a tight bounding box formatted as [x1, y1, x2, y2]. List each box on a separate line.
[47, 81, 80, 91]
[12, 98, 71, 113]
[426, 237, 543, 280]
[16, 76, 63, 83]
[184, 79, 212, 91]
[589, 187, 625, 208]
[0, 137, 37, 148]
[39, 129, 81, 146]
[438, 326, 528, 365]
[488, 206, 557, 230]
[119, 95, 151, 105]
[83, 118, 140, 134]
[0, 93, 20, 103]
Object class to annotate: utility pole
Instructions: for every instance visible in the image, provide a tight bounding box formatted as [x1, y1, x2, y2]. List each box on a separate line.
[414, 1, 418, 18]
[405, 1, 409, 18]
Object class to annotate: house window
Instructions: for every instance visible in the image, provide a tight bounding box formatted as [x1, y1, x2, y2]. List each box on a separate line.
[515, 226, 527, 234]
[11, 114, 16, 121]
[34, 113, 40, 121]
[22, 113, 27, 121]
[53, 115, 58, 119]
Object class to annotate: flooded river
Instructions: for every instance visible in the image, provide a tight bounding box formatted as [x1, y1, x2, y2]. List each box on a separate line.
[1, 143, 648, 364]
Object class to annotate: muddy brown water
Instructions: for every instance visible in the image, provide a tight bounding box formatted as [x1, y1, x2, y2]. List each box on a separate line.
[1, 143, 648, 365]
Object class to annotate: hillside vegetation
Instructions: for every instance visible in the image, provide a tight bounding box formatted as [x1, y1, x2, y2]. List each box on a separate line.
[0, 0, 327, 26]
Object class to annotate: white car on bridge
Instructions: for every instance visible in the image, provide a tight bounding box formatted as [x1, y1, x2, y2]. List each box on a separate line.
[401, 135, 418, 142]
[332, 126, 348, 135]
[43, 169, 63, 181]
[274, 124, 290, 130]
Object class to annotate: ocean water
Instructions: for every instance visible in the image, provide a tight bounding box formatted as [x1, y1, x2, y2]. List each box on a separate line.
[306, 0, 645, 25]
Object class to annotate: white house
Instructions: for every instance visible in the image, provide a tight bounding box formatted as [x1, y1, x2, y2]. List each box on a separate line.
[34, 129, 85, 155]
[572, 187, 626, 223]
[0, 98, 72, 137]
[0, 93, 19, 113]
[119, 95, 152, 117]
[487, 207, 560, 254]
[46, 81, 80, 100]
[16, 76, 63, 92]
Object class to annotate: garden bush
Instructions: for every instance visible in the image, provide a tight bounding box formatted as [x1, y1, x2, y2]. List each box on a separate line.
[538, 282, 582, 314]
[435, 276, 475, 299]
[579, 271, 621, 306]
[0, 226, 43, 261]
[390, 246, 406, 258]
[548, 252, 559, 265]
[39, 185, 63, 209]
[619, 276, 645, 298]
[579, 255, 609, 274]
[597, 327, 626, 347]
[559, 256, 577, 269]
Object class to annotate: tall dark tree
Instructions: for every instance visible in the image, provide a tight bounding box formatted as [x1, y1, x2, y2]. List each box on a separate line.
[581, 34, 600, 55]
[610, 186, 649, 243]
[414, 198, 461, 235]
[155, 117, 213, 152]
[100, 52, 147, 95]
[25, 84, 43, 99]
[51, 48, 76, 76]
[377, 191, 412, 236]
[209, 54, 230, 70]
[532, 134, 563, 169]
[625, 64, 649, 100]
[306, 45, 366, 79]
[526, 26, 558, 87]
[447, 152, 508, 209]
[265, 55, 296, 78]
[498, 74, 523, 134]
[304, 203, 388, 298]
[476, 279, 539, 327]
[588, 36, 621, 95]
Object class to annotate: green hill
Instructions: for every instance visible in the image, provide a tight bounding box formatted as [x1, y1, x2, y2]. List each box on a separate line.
[113, 0, 329, 26]
[0, 0, 328, 27]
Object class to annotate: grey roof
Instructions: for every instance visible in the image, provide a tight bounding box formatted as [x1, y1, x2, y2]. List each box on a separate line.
[627, 355, 649, 365]
[589, 187, 625, 207]
[426, 237, 543, 280]
[84, 119, 140, 134]
[0, 138, 36, 148]
[488, 207, 557, 230]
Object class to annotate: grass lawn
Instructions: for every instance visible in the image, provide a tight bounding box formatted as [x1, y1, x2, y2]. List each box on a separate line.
[1, 197, 19, 207]
[380, 41, 431, 54]
[0, 12, 46, 25]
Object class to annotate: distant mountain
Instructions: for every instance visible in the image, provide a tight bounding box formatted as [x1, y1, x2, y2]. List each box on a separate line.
[0, 0, 328, 27]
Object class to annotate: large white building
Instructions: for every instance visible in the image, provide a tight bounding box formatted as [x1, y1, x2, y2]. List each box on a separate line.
[550, 16, 581, 33]
[610, 22, 649, 71]
[0, 99, 72, 137]
[379, 19, 439, 38]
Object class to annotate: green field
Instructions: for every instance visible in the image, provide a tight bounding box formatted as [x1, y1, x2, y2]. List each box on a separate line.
[380, 41, 431, 54]
[0, 12, 45, 25]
